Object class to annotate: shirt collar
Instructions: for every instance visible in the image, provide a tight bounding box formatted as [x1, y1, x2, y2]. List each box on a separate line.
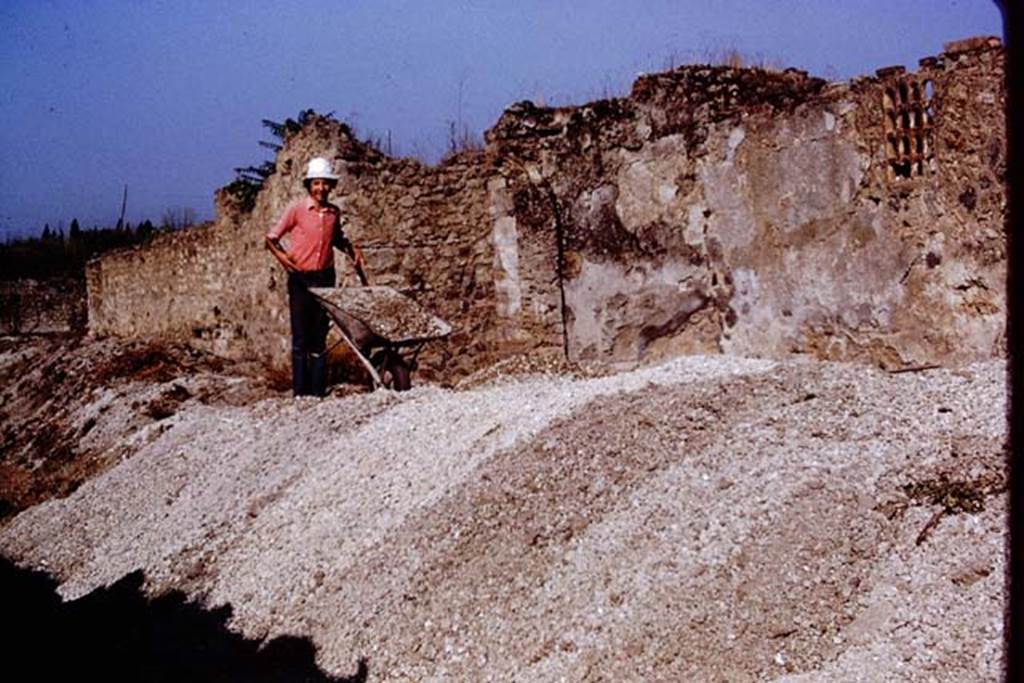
[304, 196, 337, 212]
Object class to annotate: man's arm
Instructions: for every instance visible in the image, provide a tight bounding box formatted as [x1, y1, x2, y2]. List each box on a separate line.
[266, 203, 299, 273]
[265, 236, 299, 273]
[334, 230, 370, 286]
[350, 243, 370, 286]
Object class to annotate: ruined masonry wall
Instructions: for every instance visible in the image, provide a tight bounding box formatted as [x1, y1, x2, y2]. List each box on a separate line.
[1, 278, 85, 334]
[86, 119, 506, 378]
[486, 36, 1005, 369]
[86, 37, 1006, 376]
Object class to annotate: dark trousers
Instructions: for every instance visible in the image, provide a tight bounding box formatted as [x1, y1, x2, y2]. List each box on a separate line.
[287, 269, 335, 396]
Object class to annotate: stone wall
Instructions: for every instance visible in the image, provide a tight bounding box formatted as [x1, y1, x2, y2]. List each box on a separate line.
[486, 35, 1005, 369]
[0, 278, 85, 335]
[86, 36, 1006, 377]
[86, 119, 504, 378]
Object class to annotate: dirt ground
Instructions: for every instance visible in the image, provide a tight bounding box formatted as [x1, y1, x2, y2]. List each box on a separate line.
[0, 334, 288, 521]
[0, 334, 1008, 681]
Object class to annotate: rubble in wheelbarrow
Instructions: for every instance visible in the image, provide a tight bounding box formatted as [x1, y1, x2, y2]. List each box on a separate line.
[310, 286, 452, 344]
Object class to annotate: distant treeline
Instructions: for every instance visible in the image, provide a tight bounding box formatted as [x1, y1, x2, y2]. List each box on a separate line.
[0, 217, 182, 281]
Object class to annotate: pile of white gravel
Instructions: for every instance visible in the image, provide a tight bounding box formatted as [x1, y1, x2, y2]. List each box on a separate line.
[1, 354, 1007, 681]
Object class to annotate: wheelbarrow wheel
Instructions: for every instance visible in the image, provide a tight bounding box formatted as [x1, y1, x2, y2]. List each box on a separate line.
[372, 349, 412, 391]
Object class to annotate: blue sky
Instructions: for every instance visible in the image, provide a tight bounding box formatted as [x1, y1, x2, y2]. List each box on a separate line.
[0, 1, 1004, 239]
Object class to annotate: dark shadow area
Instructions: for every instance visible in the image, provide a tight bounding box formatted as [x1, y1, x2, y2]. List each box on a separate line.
[0, 556, 368, 682]
[993, 1, 1022, 681]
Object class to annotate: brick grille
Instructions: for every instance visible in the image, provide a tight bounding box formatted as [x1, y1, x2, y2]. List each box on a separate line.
[879, 67, 934, 179]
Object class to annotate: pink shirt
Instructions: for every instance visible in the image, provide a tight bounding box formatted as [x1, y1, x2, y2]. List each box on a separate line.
[267, 196, 342, 272]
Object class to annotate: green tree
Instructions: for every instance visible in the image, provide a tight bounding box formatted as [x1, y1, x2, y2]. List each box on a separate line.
[226, 109, 330, 213]
[137, 219, 155, 240]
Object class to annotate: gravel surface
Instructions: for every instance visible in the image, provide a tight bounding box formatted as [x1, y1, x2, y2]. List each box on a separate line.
[0, 351, 1006, 681]
[0, 335, 282, 518]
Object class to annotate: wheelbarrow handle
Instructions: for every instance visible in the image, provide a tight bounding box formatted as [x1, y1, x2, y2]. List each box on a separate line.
[326, 321, 384, 389]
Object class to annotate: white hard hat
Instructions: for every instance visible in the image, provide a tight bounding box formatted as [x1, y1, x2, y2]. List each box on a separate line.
[304, 157, 340, 181]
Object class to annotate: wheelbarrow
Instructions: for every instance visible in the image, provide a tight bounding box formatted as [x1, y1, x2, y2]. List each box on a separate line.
[309, 286, 452, 391]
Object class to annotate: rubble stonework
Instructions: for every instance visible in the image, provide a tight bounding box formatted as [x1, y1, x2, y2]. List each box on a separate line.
[85, 37, 1006, 377]
[1, 278, 85, 335]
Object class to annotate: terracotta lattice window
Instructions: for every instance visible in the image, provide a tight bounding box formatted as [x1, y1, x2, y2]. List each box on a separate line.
[879, 67, 934, 179]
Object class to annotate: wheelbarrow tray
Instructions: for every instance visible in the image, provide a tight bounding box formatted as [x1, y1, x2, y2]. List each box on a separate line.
[309, 286, 452, 346]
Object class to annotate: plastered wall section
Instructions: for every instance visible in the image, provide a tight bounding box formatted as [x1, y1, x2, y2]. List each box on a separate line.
[486, 37, 1005, 369]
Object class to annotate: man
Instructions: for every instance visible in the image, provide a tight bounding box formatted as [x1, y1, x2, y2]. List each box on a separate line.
[266, 156, 368, 397]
